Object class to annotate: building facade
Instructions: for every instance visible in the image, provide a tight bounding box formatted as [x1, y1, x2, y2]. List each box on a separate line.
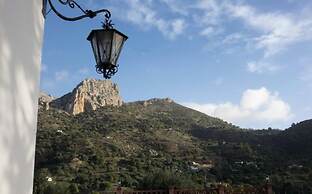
[0, 0, 45, 193]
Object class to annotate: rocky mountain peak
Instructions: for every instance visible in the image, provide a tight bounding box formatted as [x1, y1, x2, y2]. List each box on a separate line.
[49, 79, 123, 115]
[38, 92, 54, 110]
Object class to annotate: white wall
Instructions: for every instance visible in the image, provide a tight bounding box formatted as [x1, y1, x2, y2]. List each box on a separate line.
[0, 0, 45, 193]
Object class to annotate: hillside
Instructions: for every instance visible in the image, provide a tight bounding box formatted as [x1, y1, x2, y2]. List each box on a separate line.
[34, 98, 312, 194]
[277, 120, 312, 158]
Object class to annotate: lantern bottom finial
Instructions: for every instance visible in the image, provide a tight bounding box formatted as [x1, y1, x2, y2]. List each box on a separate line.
[95, 63, 118, 79]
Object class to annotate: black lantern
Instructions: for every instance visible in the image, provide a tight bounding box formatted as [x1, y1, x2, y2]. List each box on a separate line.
[43, 0, 128, 79]
[87, 25, 128, 79]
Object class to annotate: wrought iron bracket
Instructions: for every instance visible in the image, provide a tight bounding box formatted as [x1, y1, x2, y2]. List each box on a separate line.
[42, 0, 112, 26]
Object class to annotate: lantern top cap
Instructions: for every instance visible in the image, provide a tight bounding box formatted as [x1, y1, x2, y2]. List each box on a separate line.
[87, 28, 129, 41]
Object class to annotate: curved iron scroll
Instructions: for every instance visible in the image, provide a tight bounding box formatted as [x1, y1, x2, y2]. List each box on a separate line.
[46, 0, 111, 24]
[96, 63, 119, 79]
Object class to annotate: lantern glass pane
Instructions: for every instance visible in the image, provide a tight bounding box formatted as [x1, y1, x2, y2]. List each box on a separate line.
[96, 30, 113, 65]
[90, 34, 100, 65]
[111, 31, 127, 66]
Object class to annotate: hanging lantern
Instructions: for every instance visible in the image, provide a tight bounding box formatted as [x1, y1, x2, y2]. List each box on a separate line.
[87, 23, 128, 79]
[44, 0, 128, 79]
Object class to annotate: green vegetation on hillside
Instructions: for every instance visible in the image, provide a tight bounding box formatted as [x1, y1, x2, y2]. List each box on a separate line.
[34, 100, 312, 194]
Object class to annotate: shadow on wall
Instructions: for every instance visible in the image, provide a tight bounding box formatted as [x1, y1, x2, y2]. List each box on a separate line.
[0, 0, 44, 194]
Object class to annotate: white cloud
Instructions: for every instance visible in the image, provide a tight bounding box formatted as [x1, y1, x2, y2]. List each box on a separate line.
[121, 0, 186, 39]
[55, 70, 69, 81]
[200, 26, 223, 37]
[200, 27, 215, 37]
[226, 3, 312, 57]
[247, 61, 280, 74]
[159, 0, 189, 15]
[240, 88, 270, 111]
[183, 87, 292, 128]
[222, 33, 244, 44]
[171, 19, 185, 37]
[90, 0, 312, 51]
[194, 0, 312, 57]
[195, 0, 223, 26]
[86, 0, 187, 40]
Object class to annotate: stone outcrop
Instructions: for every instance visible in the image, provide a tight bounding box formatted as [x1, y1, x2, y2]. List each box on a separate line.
[141, 98, 174, 107]
[38, 92, 54, 110]
[50, 79, 123, 115]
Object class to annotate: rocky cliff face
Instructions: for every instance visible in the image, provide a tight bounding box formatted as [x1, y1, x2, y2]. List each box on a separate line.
[49, 79, 123, 115]
[38, 92, 54, 110]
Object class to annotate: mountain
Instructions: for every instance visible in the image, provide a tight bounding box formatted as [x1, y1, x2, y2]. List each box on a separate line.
[47, 79, 123, 115]
[34, 80, 312, 194]
[277, 120, 312, 158]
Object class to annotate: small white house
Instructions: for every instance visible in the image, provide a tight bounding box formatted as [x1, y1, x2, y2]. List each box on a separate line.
[46, 176, 53, 182]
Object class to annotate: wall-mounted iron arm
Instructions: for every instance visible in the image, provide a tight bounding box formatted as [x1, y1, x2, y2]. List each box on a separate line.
[45, 0, 111, 22]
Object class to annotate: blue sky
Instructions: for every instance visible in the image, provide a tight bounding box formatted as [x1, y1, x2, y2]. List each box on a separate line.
[41, 0, 312, 129]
